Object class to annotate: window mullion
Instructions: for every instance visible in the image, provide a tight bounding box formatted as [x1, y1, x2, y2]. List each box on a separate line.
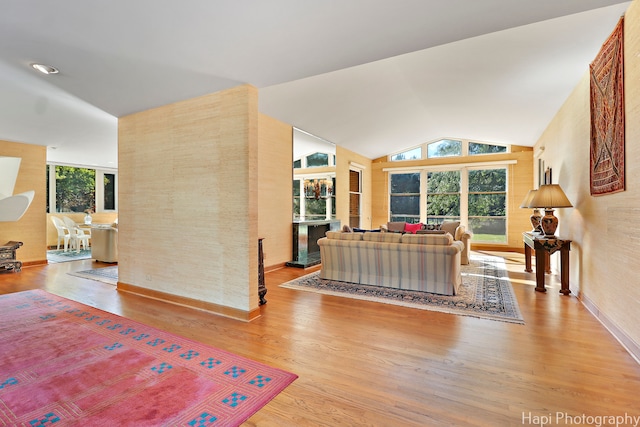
[461, 168, 469, 229]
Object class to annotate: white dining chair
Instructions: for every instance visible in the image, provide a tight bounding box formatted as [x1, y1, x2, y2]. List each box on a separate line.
[62, 216, 90, 251]
[50, 216, 70, 251]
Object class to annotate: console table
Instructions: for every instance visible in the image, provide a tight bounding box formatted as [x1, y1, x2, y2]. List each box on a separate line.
[523, 232, 571, 295]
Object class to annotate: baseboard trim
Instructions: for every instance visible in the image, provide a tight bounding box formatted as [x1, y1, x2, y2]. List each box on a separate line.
[580, 292, 640, 365]
[22, 260, 48, 267]
[265, 262, 287, 273]
[116, 282, 261, 322]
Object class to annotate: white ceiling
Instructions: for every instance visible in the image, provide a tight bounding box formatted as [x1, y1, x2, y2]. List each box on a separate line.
[0, 0, 631, 168]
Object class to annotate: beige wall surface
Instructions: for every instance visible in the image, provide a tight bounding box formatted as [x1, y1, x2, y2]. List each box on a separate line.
[370, 150, 533, 250]
[335, 146, 373, 229]
[0, 141, 47, 264]
[534, 1, 640, 357]
[118, 85, 259, 318]
[258, 113, 293, 269]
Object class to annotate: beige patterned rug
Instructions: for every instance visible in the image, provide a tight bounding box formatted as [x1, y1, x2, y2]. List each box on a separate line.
[280, 255, 524, 324]
[68, 265, 118, 285]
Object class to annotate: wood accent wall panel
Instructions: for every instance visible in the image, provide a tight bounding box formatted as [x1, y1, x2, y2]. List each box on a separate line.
[118, 85, 259, 319]
[0, 140, 47, 264]
[257, 113, 293, 269]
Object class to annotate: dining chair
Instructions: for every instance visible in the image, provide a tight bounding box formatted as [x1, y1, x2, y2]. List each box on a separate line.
[62, 216, 90, 251]
[50, 216, 70, 251]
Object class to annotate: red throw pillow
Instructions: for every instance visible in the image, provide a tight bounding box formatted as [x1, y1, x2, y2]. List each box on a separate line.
[404, 222, 423, 234]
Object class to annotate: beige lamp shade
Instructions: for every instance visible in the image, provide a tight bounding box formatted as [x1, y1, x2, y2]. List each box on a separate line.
[529, 184, 573, 209]
[519, 190, 538, 208]
[529, 184, 572, 237]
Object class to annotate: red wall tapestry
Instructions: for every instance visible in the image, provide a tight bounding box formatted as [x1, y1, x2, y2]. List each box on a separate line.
[590, 17, 625, 196]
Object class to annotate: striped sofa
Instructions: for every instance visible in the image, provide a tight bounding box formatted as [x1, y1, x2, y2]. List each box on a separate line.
[318, 231, 464, 296]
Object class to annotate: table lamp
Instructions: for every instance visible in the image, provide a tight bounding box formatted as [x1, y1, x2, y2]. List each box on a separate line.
[528, 184, 573, 237]
[519, 189, 542, 233]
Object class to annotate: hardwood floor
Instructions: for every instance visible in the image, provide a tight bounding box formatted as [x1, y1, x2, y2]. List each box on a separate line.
[2, 252, 639, 426]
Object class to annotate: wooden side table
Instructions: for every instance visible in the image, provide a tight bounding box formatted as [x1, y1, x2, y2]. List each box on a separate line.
[523, 232, 571, 295]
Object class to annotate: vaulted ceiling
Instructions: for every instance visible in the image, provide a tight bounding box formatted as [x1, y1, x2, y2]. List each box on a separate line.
[0, 0, 631, 168]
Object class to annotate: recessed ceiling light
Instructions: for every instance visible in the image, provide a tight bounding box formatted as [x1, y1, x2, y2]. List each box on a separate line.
[31, 63, 59, 75]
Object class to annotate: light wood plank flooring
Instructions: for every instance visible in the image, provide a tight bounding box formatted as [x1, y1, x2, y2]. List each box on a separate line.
[1, 252, 639, 426]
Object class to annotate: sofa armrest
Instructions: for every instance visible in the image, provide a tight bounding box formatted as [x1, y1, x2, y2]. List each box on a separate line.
[454, 226, 472, 265]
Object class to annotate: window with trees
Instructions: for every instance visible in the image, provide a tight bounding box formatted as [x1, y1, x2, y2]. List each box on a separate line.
[390, 173, 421, 223]
[426, 171, 460, 224]
[389, 167, 507, 242]
[389, 139, 508, 161]
[468, 168, 507, 243]
[390, 147, 421, 161]
[47, 165, 117, 213]
[427, 139, 462, 158]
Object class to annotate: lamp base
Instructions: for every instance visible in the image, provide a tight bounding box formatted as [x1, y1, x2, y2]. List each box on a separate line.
[540, 208, 558, 237]
[530, 209, 542, 233]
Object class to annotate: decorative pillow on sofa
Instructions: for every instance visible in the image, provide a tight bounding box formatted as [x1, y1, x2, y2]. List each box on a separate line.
[403, 222, 423, 234]
[386, 222, 406, 233]
[440, 221, 460, 236]
[423, 223, 440, 231]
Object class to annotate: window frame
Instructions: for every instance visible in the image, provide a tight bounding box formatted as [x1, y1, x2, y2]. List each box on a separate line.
[387, 165, 509, 243]
[47, 163, 118, 213]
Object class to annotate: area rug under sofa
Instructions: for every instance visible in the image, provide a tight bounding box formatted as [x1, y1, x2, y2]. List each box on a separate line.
[281, 255, 525, 324]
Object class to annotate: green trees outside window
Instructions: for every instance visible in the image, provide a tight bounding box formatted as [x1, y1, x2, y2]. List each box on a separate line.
[389, 167, 507, 242]
[54, 166, 96, 213]
[426, 171, 460, 224]
[390, 173, 420, 223]
[468, 169, 507, 242]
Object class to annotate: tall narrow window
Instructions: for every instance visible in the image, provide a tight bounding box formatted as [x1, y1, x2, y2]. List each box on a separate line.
[104, 173, 116, 210]
[426, 171, 460, 225]
[468, 168, 507, 243]
[390, 173, 420, 223]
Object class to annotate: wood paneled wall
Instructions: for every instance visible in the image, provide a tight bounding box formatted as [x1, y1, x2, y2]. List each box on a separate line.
[257, 114, 293, 269]
[0, 141, 47, 264]
[118, 85, 259, 321]
[534, 0, 640, 360]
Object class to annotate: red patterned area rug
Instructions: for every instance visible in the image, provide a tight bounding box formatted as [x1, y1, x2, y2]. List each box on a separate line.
[0, 290, 297, 426]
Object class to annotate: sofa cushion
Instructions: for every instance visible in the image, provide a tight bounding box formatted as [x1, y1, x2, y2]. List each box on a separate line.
[326, 231, 363, 241]
[386, 221, 406, 233]
[403, 222, 423, 234]
[401, 233, 453, 246]
[363, 232, 402, 243]
[454, 225, 465, 241]
[440, 221, 460, 236]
